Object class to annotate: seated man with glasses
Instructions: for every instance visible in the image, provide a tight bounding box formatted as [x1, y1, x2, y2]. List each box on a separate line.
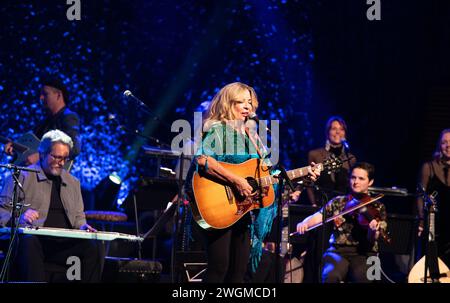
[0, 129, 104, 282]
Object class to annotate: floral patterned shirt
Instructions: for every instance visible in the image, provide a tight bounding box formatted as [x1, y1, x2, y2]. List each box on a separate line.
[320, 195, 388, 252]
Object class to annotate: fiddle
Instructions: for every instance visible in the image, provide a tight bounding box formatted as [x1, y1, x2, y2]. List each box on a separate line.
[334, 194, 391, 244]
[357, 203, 391, 244]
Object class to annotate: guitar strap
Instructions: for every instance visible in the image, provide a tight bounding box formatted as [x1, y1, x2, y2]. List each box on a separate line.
[244, 127, 265, 160]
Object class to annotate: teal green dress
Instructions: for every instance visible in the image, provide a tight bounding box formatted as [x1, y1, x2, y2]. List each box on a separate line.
[184, 121, 278, 273]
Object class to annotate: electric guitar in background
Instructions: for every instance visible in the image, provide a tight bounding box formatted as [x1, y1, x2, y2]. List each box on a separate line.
[0, 132, 73, 171]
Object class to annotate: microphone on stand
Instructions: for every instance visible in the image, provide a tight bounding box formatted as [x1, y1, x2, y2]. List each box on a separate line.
[123, 90, 161, 123]
[248, 113, 271, 133]
[123, 90, 148, 108]
[340, 139, 352, 168]
[341, 139, 350, 151]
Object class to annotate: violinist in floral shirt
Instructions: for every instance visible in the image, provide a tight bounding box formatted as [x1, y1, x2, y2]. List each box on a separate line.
[296, 162, 389, 283]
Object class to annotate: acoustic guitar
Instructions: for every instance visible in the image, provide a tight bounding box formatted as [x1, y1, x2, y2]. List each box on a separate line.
[408, 256, 450, 283]
[191, 156, 342, 230]
[408, 191, 450, 283]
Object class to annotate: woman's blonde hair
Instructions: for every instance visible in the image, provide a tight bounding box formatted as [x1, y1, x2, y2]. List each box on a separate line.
[203, 82, 259, 131]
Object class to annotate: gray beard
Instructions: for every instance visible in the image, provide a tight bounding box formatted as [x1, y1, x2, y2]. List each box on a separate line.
[49, 168, 62, 176]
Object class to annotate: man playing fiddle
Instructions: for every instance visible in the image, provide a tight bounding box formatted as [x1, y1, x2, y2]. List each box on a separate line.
[296, 162, 388, 283]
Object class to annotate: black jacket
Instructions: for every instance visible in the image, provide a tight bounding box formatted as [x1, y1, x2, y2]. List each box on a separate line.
[34, 106, 81, 159]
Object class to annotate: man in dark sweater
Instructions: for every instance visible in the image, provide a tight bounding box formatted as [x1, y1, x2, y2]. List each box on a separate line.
[4, 78, 81, 168]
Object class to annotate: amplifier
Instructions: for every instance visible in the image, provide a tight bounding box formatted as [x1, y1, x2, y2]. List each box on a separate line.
[102, 257, 163, 283]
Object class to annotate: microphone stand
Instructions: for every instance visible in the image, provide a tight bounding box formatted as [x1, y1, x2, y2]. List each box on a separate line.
[343, 145, 352, 168]
[109, 115, 169, 148]
[171, 152, 185, 283]
[275, 165, 296, 283]
[123, 93, 174, 130]
[0, 164, 39, 282]
[421, 189, 440, 283]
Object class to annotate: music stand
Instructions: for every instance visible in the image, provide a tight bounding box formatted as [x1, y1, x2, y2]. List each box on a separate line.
[143, 202, 177, 239]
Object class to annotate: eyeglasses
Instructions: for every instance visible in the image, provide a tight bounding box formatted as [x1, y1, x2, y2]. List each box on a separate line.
[49, 154, 70, 163]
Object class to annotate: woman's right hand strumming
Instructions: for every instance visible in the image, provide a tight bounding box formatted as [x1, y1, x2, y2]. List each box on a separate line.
[233, 176, 254, 197]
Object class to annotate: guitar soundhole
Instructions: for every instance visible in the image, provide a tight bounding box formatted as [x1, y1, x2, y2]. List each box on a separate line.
[246, 177, 259, 194]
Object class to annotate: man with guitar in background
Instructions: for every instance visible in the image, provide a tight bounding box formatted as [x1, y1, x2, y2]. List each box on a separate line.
[3, 78, 81, 169]
[184, 82, 321, 283]
[296, 162, 389, 283]
[0, 129, 103, 282]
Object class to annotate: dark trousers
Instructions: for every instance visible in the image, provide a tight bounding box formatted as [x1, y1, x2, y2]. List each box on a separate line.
[196, 217, 251, 283]
[12, 235, 104, 282]
[245, 249, 287, 283]
[321, 246, 373, 283]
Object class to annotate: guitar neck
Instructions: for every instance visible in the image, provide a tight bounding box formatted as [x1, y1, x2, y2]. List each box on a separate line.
[258, 165, 319, 187]
[430, 212, 436, 242]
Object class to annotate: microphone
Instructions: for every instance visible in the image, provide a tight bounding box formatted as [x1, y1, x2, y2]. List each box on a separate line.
[248, 113, 271, 133]
[341, 139, 350, 150]
[123, 90, 147, 107]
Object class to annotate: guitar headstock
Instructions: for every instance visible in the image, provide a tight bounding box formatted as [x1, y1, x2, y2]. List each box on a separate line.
[322, 154, 343, 174]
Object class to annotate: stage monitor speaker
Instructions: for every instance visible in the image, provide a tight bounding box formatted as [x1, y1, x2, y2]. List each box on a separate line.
[378, 214, 417, 283]
[176, 251, 207, 283]
[102, 257, 163, 283]
[379, 195, 416, 216]
[379, 213, 416, 255]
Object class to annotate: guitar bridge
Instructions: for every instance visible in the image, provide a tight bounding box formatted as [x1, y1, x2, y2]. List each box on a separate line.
[225, 186, 233, 204]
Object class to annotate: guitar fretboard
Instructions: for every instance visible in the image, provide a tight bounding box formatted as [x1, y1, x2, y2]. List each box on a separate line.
[257, 164, 323, 187]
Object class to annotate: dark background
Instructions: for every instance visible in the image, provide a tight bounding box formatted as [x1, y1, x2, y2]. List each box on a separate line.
[0, 0, 449, 212]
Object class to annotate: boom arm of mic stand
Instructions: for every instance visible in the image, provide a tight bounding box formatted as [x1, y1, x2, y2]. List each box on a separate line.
[127, 96, 175, 130]
[0, 164, 40, 173]
[112, 121, 170, 148]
